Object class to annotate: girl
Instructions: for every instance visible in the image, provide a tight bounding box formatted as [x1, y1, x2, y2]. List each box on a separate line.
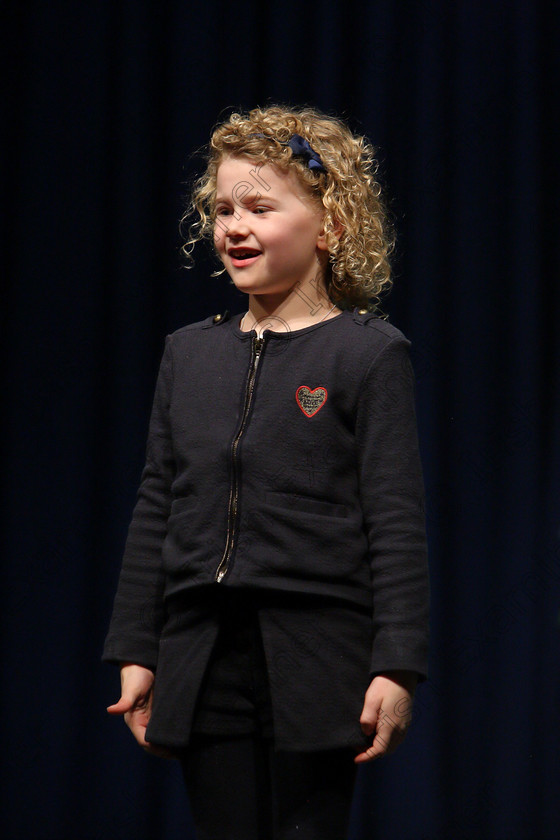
[104, 105, 430, 840]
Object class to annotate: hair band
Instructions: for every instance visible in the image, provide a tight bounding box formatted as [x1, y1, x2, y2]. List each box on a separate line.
[249, 132, 327, 173]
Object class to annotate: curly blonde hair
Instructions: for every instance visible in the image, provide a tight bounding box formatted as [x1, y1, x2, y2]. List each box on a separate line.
[181, 104, 395, 314]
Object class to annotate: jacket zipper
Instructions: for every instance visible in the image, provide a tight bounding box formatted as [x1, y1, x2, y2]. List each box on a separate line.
[215, 334, 266, 583]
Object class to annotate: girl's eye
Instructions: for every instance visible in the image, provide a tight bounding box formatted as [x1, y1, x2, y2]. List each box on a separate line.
[216, 207, 231, 217]
[252, 206, 270, 214]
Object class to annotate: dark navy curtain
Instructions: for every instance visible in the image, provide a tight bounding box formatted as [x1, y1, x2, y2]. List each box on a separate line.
[4, 1, 559, 838]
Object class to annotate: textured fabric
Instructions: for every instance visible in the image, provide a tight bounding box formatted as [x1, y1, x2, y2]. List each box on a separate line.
[189, 588, 275, 737]
[102, 307, 430, 750]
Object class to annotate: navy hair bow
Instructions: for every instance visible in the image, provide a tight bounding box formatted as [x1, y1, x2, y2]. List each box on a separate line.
[249, 132, 327, 173]
[286, 134, 327, 173]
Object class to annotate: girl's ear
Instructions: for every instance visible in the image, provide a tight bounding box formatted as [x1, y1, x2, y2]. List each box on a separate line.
[317, 217, 344, 250]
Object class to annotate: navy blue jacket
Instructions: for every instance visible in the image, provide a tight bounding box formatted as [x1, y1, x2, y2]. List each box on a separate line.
[103, 307, 430, 751]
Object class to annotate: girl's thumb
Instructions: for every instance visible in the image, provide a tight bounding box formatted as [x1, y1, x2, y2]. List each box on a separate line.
[106, 695, 134, 715]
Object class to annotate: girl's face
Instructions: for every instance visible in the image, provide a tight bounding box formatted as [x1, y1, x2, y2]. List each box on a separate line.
[214, 156, 329, 301]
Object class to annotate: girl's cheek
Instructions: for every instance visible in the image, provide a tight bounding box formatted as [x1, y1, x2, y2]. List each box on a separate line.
[213, 226, 225, 249]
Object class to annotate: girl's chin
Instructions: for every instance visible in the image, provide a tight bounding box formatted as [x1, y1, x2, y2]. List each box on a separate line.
[227, 273, 298, 301]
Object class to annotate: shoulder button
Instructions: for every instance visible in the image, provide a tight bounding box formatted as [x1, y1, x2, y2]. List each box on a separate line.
[212, 310, 230, 324]
[352, 306, 379, 327]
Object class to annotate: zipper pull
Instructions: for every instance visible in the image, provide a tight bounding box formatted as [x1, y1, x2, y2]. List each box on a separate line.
[254, 336, 264, 359]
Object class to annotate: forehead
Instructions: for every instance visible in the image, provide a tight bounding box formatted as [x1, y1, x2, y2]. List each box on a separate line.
[215, 155, 307, 200]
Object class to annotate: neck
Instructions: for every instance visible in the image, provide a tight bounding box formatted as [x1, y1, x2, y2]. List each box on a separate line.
[241, 277, 341, 334]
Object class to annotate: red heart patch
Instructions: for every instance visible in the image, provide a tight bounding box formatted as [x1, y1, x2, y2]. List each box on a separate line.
[295, 385, 328, 417]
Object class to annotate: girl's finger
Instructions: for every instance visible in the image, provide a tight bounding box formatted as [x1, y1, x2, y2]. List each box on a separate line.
[106, 696, 133, 714]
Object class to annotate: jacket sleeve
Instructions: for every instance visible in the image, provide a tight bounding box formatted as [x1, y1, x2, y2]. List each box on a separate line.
[102, 336, 175, 671]
[355, 334, 430, 682]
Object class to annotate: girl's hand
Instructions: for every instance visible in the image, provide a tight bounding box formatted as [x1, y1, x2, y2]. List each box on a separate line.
[353, 670, 417, 764]
[106, 663, 175, 759]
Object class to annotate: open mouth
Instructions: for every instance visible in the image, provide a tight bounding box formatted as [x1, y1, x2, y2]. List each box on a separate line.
[229, 249, 262, 266]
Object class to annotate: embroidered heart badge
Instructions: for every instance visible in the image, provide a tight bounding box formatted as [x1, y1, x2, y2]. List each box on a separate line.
[295, 385, 328, 417]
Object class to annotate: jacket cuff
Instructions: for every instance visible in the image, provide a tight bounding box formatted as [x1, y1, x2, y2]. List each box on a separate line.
[101, 640, 159, 672]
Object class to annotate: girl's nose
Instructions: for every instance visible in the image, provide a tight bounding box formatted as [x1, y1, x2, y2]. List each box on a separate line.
[225, 209, 251, 239]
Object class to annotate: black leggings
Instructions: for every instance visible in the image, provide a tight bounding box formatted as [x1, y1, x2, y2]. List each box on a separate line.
[180, 732, 357, 840]
[179, 589, 358, 838]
